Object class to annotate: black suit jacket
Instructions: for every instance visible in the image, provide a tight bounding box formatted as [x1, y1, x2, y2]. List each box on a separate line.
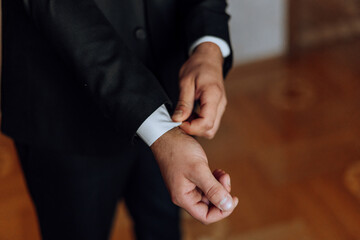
[1, 0, 232, 154]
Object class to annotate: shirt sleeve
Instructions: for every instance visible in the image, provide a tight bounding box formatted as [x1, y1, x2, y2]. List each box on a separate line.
[136, 104, 181, 146]
[189, 35, 231, 58]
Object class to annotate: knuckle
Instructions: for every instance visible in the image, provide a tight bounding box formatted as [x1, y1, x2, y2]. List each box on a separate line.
[170, 187, 185, 207]
[214, 83, 223, 91]
[177, 99, 191, 109]
[179, 65, 190, 78]
[183, 127, 196, 136]
[211, 83, 223, 96]
[223, 97, 228, 107]
[203, 120, 214, 130]
[182, 125, 200, 137]
[170, 194, 179, 206]
[171, 194, 183, 207]
[201, 219, 211, 225]
[223, 102, 227, 112]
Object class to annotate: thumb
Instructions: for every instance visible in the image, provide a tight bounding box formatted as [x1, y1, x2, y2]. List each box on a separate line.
[192, 165, 235, 211]
[172, 78, 195, 122]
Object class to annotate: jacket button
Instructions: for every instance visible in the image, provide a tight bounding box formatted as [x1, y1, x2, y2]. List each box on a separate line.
[134, 27, 147, 40]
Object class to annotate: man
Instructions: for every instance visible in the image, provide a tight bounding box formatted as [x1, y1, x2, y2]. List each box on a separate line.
[1, 0, 237, 239]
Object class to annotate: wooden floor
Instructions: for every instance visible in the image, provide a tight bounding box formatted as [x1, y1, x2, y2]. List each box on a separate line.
[1, 41, 360, 240]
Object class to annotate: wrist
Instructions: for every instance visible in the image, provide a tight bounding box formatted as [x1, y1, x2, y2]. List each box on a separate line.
[150, 127, 185, 152]
[193, 42, 224, 65]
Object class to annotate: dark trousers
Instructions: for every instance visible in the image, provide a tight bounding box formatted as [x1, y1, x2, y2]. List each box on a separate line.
[15, 141, 180, 240]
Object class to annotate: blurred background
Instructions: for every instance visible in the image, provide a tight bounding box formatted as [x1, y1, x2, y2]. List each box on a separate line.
[2, 0, 360, 239]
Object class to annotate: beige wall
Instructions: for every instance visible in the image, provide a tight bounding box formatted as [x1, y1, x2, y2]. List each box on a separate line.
[228, 0, 288, 65]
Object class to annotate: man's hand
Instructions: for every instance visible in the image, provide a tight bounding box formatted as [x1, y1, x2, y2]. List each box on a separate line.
[172, 42, 227, 139]
[151, 127, 238, 224]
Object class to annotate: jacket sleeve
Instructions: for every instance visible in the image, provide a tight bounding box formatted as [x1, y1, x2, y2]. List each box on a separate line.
[24, 0, 170, 143]
[181, 0, 233, 77]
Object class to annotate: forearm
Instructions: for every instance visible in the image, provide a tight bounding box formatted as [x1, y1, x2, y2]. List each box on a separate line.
[26, 0, 170, 142]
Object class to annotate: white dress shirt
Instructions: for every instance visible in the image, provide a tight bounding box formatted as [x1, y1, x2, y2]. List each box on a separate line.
[136, 36, 230, 146]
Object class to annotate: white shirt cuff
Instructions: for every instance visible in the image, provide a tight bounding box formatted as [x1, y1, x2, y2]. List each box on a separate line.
[136, 104, 181, 146]
[189, 36, 231, 58]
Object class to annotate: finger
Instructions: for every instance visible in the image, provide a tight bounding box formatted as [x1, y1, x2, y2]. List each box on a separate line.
[204, 196, 238, 223]
[201, 169, 231, 206]
[193, 186, 210, 205]
[180, 88, 221, 136]
[204, 98, 226, 138]
[213, 169, 231, 192]
[186, 196, 239, 225]
[190, 164, 235, 212]
[172, 77, 195, 122]
[201, 194, 210, 205]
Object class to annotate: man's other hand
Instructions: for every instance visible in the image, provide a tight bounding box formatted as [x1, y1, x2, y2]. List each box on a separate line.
[151, 127, 238, 225]
[172, 42, 227, 139]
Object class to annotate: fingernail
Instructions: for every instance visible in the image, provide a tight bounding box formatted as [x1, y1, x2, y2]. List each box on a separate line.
[219, 195, 233, 211]
[173, 110, 183, 119]
[227, 178, 231, 188]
